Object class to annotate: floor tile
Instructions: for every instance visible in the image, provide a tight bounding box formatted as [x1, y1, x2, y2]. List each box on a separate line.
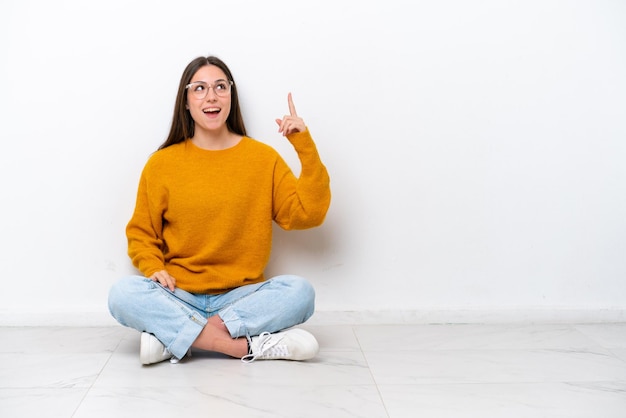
[0, 326, 132, 354]
[301, 325, 361, 351]
[364, 348, 626, 385]
[610, 348, 626, 363]
[354, 324, 604, 351]
[378, 381, 626, 418]
[0, 353, 112, 388]
[0, 388, 87, 418]
[574, 324, 626, 348]
[74, 385, 388, 418]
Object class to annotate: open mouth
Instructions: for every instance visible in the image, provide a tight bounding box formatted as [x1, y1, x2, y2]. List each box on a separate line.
[203, 107, 221, 115]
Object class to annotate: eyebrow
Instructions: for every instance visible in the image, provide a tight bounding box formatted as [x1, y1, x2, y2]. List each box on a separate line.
[189, 78, 228, 84]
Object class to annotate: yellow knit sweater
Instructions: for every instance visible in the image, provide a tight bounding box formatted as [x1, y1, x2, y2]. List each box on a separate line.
[126, 129, 331, 294]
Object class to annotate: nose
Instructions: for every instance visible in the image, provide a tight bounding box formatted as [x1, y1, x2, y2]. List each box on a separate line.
[205, 85, 218, 101]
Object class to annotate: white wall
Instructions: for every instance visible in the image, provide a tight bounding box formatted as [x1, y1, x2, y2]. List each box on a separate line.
[1, 0, 625, 325]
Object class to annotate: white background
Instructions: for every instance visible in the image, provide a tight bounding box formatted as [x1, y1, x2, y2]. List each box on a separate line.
[1, 0, 625, 325]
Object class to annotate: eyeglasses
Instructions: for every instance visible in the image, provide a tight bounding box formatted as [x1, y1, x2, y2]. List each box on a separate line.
[186, 80, 233, 99]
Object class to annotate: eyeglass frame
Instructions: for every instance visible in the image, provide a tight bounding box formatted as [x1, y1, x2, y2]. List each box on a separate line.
[185, 79, 234, 99]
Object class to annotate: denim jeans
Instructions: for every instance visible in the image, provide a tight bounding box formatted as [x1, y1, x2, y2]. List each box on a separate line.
[108, 275, 315, 359]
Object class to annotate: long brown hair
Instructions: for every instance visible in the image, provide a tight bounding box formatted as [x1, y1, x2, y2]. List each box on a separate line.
[158, 56, 247, 150]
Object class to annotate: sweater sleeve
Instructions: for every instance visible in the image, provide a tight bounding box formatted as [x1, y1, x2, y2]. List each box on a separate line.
[272, 128, 331, 230]
[125, 164, 167, 277]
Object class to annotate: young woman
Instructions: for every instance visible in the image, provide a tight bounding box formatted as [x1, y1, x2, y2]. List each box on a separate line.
[108, 56, 331, 365]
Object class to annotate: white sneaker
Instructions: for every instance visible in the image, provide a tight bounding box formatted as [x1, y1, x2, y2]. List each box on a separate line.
[140, 332, 173, 365]
[242, 329, 319, 363]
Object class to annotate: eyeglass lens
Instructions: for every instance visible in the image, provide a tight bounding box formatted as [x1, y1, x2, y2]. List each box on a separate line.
[187, 81, 232, 98]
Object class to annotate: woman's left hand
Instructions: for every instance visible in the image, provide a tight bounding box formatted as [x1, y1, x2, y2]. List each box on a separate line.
[275, 93, 306, 136]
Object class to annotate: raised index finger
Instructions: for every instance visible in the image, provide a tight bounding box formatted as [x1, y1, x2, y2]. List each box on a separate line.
[288, 92, 298, 116]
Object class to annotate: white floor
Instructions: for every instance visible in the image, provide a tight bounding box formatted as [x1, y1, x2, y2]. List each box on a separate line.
[1, 323, 626, 418]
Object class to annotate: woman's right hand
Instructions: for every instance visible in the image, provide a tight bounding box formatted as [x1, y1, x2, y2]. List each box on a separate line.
[149, 270, 176, 292]
[275, 93, 306, 136]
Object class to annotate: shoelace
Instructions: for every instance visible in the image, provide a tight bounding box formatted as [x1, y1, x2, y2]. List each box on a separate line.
[241, 332, 288, 363]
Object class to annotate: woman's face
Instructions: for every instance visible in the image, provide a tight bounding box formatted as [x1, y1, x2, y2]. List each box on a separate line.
[186, 65, 232, 135]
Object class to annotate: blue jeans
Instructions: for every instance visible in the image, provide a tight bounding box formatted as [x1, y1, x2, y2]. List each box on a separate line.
[108, 275, 315, 359]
